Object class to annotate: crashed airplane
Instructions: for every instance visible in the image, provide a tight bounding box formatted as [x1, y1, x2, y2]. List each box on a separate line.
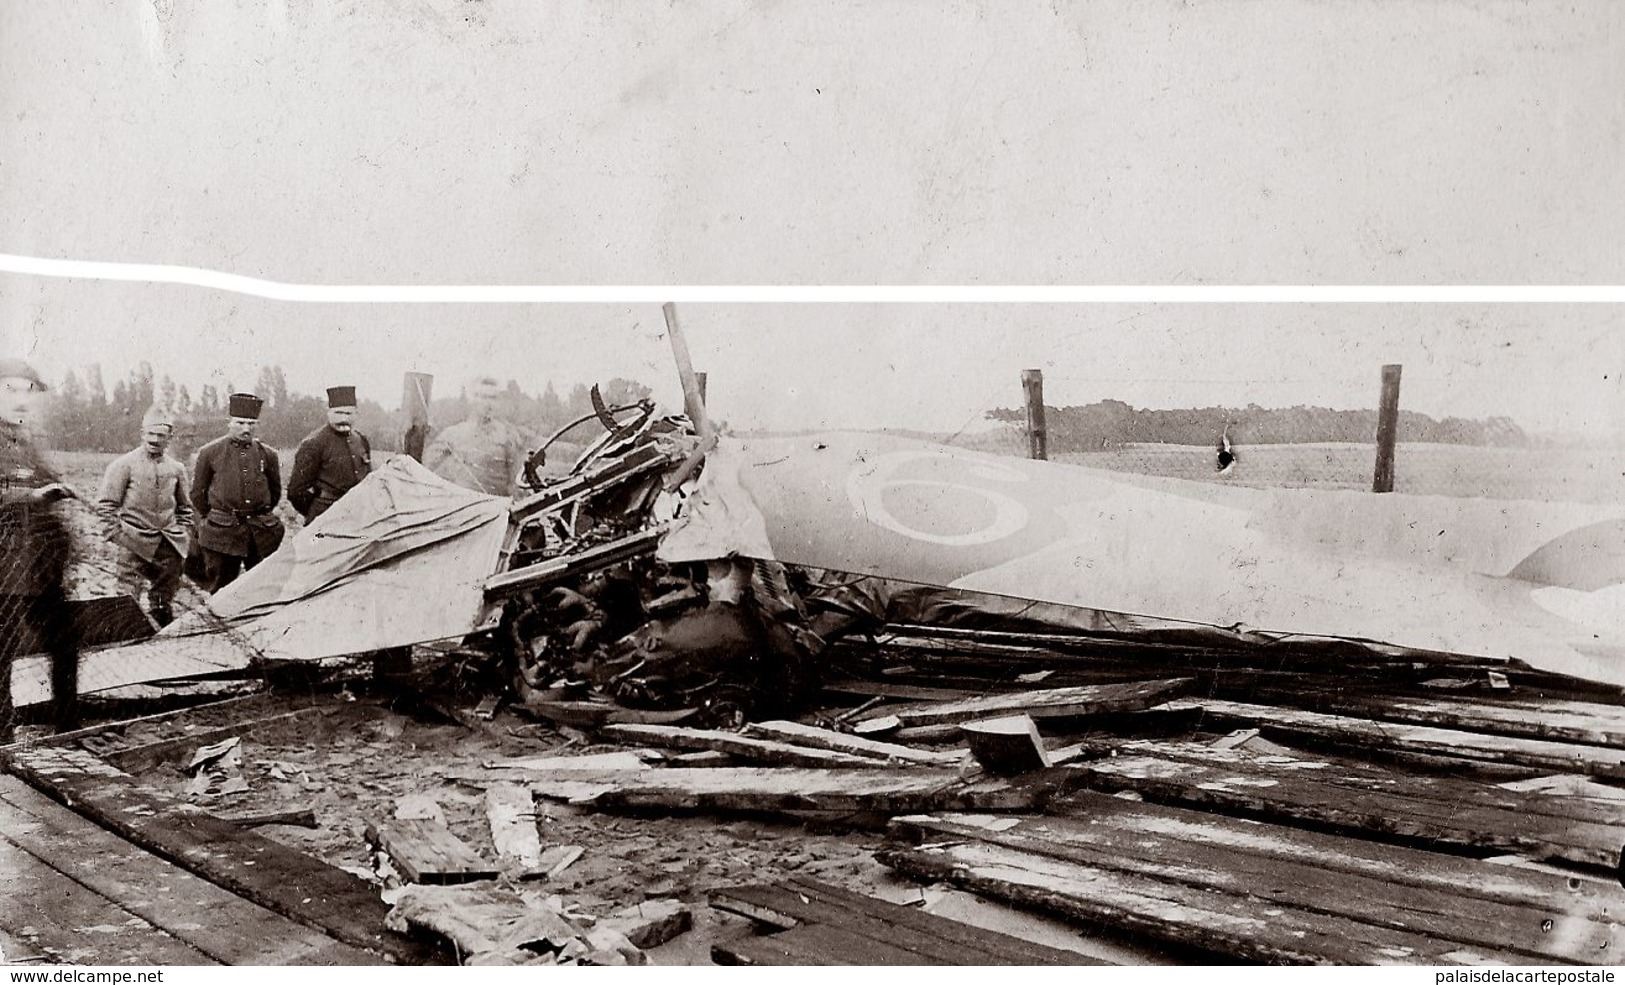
[18, 402, 1625, 715]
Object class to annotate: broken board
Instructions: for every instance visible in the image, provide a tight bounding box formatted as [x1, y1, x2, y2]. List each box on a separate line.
[743, 720, 966, 767]
[1074, 740, 1625, 870]
[366, 818, 500, 885]
[1171, 697, 1625, 778]
[855, 678, 1193, 728]
[710, 874, 1098, 966]
[523, 766, 1071, 814]
[602, 723, 890, 768]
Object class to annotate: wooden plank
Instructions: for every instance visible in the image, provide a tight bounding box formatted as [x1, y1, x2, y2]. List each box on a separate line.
[1172, 698, 1625, 778]
[4, 744, 447, 964]
[858, 678, 1194, 728]
[710, 876, 1098, 965]
[600, 724, 885, 768]
[1044, 791, 1621, 914]
[820, 680, 985, 703]
[889, 810, 1622, 964]
[743, 720, 967, 767]
[878, 841, 1526, 966]
[713, 921, 948, 966]
[1075, 743, 1625, 870]
[366, 819, 499, 885]
[1249, 690, 1625, 748]
[523, 766, 1071, 813]
[961, 715, 1051, 775]
[0, 835, 216, 966]
[484, 783, 543, 878]
[0, 777, 378, 965]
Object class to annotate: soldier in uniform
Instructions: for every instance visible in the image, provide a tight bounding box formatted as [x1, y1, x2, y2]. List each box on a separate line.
[288, 385, 371, 524]
[95, 404, 194, 627]
[190, 393, 284, 593]
[0, 358, 80, 741]
[423, 375, 528, 496]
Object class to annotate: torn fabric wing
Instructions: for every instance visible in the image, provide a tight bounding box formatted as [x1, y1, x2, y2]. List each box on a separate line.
[663, 432, 1625, 687]
[23, 457, 511, 703]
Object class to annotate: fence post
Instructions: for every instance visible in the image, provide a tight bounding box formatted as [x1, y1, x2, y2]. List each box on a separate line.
[1372, 363, 1402, 493]
[1022, 369, 1047, 461]
[402, 372, 433, 462]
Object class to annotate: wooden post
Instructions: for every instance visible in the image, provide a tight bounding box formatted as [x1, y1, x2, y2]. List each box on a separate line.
[695, 371, 708, 406]
[1372, 364, 1402, 493]
[662, 303, 714, 440]
[1021, 369, 1047, 461]
[402, 372, 434, 462]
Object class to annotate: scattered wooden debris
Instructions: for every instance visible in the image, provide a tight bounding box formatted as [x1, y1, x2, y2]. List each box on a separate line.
[710, 874, 1097, 966]
[852, 715, 902, 737]
[384, 884, 640, 966]
[1234, 690, 1625, 749]
[523, 766, 1070, 814]
[535, 845, 584, 879]
[216, 808, 319, 829]
[601, 724, 886, 768]
[743, 720, 966, 767]
[961, 715, 1051, 775]
[365, 819, 500, 886]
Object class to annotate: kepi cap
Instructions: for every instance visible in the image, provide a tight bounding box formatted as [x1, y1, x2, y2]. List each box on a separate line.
[227, 392, 264, 420]
[0, 357, 47, 391]
[326, 386, 357, 408]
[141, 404, 175, 432]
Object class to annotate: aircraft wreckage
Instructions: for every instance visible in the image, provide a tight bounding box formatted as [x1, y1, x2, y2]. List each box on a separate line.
[26, 395, 1625, 718]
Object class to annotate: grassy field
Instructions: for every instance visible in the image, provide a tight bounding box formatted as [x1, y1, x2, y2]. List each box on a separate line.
[941, 427, 1625, 504]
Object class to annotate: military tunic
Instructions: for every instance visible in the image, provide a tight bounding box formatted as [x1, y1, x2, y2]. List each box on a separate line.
[96, 448, 193, 560]
[190, 435, 284, 558]
[288, 425, 371, 522]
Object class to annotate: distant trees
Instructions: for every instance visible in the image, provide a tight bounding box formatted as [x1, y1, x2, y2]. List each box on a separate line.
[41, 364, 660, 460]
[986, 399, 1529, 452]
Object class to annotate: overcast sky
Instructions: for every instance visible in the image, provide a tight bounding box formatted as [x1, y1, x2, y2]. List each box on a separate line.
[2, 277, 1619, 441]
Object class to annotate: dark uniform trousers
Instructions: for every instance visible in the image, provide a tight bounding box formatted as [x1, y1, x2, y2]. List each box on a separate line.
[0, 514, 79, 742]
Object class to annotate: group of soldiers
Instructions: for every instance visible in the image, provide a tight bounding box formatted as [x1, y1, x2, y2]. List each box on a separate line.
[0, 363, 530, 743]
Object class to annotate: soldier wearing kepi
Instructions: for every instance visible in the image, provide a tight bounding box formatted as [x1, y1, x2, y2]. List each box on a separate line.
[191, 392, 284, 593]
[288, 385, 372, 524]
[95, 404, 195, 627]
[423, 375, 528, 497]
[0, 357, 81, 741]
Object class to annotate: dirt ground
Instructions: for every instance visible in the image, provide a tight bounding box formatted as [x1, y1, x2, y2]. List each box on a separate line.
[112, 688, 932, 964]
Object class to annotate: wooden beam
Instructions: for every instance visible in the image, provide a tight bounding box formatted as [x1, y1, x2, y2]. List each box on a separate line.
[856, 678, 1193, 729]
[523, 766, 1072, 814]
[1172, 697, 1625, 778]
[0, 777, 376, 964]
[742, 720, 967, 767]
[1373, 363, 1402, 493]
[890, 808, 1622, 964]
[1021, 369, 1047, 461]
[1077, 740, 1625, 870]
[878, 839, 1528, 966]
[4, 745, 446, 963]
[601, 724, 890, 769]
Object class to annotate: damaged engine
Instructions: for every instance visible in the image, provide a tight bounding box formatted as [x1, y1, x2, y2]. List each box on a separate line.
[484, 394, 830, 727]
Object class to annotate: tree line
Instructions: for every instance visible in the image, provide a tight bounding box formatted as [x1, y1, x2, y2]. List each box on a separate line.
[985, 399, 1529, 452]
[43, 363, 655, 457]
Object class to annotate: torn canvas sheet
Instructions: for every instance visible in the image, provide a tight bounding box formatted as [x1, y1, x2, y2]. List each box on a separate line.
[13, 457, 510, 707]
[663, 432, 1625, 686]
